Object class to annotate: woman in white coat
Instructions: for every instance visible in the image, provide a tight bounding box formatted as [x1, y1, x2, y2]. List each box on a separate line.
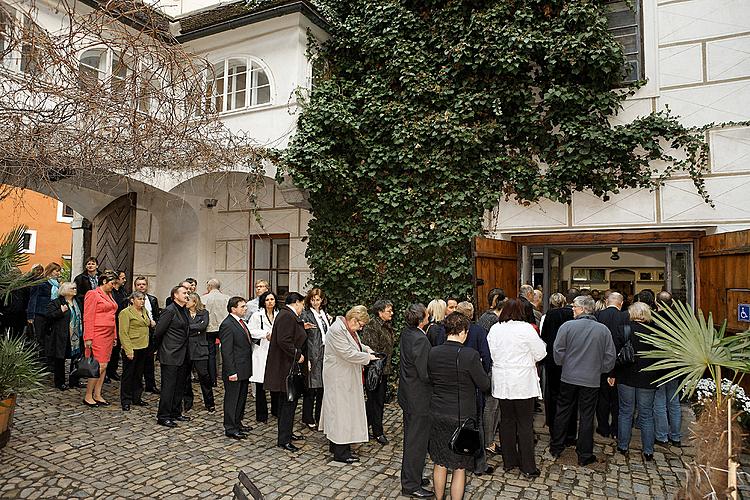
[319, 305, 378, 463]
[487, 298, 547, 478]
[248, 291, 278, 423]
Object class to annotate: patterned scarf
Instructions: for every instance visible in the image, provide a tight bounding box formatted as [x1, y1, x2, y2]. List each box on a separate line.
[68, 300, 82, 357]
[49, 279, 60, 299]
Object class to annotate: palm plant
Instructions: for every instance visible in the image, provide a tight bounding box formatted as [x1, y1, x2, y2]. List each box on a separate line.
[0, 225, 44, 305]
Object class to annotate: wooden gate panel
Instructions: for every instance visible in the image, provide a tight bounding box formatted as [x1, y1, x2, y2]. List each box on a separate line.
[91, 193, 137, 283]
[698, 230, 750, 331]
[474, 237, 518, 312]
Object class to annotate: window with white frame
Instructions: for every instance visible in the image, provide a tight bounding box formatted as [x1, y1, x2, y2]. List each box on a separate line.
[605, 0, 643, 83]
[56, 201, 74, 222]
[0, 2, 42, 75]
[21, 229, 36, 254]
[78, 48, 158, 111]
[208, 57, 271, 113]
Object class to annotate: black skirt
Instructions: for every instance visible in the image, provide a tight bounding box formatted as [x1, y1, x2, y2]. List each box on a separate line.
[428, 414, 476, 471]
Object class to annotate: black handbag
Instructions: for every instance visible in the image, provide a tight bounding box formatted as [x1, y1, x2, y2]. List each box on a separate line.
[365, 353, 387, 392]
[75, 348, 100, 379]
[448, 348, 482, 456]
[285, 348, 303, 402]
[616, 324, 635, 367]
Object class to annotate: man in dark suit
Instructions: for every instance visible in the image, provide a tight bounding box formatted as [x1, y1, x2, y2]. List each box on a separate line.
[73, 256, 99, 313]
[219, 296, 253, 439]
[154, 284, 191, 428]
[133, 277, 160, 393]
[541, 288, 578, 443]
[264, 292, 309, 452]
[398, 303, 433, 499]
[595, 291, 629, 439]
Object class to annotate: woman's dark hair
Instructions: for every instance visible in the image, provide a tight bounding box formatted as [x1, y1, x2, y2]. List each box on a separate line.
[488, 288, 506, 310]
[444, 312, 470, 337]
[497, 299, 528, 323]
[227, 296, 246, 313]
[372, 299, 393, 315]
[98, 270, 117, 285]
[636, 289, 656, 309]
[259, 291, 279, 312]
[85, 256, 98, 265]
[43, 262, 62, 277]
[404, 303, 427, 328]
[285, 291, 305, 305]
[304, 287, 326, 309]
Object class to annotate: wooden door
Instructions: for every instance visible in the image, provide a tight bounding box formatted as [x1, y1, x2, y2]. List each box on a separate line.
[698, 229, 750, 331]
[473, 237, 518, 312]
[91, 193, 137, 282]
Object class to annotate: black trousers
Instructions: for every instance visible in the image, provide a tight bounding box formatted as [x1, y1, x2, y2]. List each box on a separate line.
[365, 374, 387, 436]
[32, 316, 48, 358]
[302, 387, 324, 426]
[51, 357, 66, 388]
[181, 359, 194, 411]
[499, 398, 537, 474]
[544, 363, 578, 441]
[206, 332, 218, 383]
[223, 378, 249, 434]
[143, 331, 157, 391]
[121, 348, 147, 405]
[157, 362, 187, 421]
[596, 375, 619, 437]
[401, 412, 430, 492]
[550, 382, 599, 462]
[330, 441, 352, 460]
[274, 391, 299, 446]
[106, 336, 121, 377]
[255, 383, 278, 422]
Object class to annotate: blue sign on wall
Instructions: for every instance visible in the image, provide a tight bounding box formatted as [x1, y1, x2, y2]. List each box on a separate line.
[740, 304, 750, 323]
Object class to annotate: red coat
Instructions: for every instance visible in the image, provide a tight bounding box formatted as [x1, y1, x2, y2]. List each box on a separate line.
[83, 288, 118, 363]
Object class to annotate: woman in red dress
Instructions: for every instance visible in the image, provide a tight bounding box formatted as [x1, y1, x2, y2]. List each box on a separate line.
[83, 270, 119, 407]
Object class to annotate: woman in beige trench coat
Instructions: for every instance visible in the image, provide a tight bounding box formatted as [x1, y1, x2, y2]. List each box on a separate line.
[319, 305, 378, 463]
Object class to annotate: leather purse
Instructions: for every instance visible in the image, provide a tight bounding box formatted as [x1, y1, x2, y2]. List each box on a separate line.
[616, 324, 635, 367]
[75, 348, 100, 379]
[365, 353, 387, 392]
[448, 347, 482, 456]
[285, 348, 303, 402]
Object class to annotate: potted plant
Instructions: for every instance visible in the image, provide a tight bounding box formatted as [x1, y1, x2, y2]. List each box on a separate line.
[0, 225, 47, 448]
[640, 301, 750, 499]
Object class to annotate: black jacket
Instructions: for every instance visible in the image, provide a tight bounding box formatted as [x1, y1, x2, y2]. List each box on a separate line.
[218, 314, 253, 380]
[155, 303, 190, 366]
[428, 340, 491, 418]
[44, 297, 72, 359]
[73, 272, 98, 312]
[300, 308, 325, 388]
[264, 307, 308, 392]
[614, 321, 660, 389]
[425, 321, 446, 347]
[397, 326, 432, 415]
[596, 306, 629, 339]
[541, 306, 574, 364]
[187, 309, 210, 361]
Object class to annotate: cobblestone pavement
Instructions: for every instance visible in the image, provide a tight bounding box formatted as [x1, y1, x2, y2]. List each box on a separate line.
[1, 372, 695, 499]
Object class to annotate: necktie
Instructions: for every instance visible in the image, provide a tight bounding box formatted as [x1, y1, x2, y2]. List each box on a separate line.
[238, 319, 252, 344]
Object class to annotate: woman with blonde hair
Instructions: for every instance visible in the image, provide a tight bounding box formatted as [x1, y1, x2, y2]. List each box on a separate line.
[319, 305, 378, 463]
[425, 299, 447, 346]
[44, 281, 82, 390]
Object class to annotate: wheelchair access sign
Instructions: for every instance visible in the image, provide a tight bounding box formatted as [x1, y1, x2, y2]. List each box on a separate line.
[740, 304, 750, 323]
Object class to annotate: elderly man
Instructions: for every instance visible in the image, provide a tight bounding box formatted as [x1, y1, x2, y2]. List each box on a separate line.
[550, 295, 616, 465]
[519, 284, 541, 325]
[203, 278, 230, 386]
[595, 291, 629, 439]
[245, 279, 269, 318]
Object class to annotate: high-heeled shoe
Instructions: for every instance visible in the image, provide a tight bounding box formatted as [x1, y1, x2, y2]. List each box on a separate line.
[94, 399, 111, 406]
[82, 399, 98, 407]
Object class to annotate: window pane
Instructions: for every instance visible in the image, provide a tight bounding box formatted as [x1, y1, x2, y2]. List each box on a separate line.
[273, 240, 289, 269]
[256, 69, 268, 87]
[0, 6, 13, 58]
[233, 90, 245, 109]
[22, 232, 31, 250]
[79, 49, 106, 89]
[254, 239, 271, 268]
[256, 85, 270, 104]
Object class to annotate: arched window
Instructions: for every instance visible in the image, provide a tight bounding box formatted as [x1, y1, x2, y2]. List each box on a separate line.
[209, 56, 271, 113]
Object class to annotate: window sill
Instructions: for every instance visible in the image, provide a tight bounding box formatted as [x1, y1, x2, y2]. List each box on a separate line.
[217, 102, 289, 118]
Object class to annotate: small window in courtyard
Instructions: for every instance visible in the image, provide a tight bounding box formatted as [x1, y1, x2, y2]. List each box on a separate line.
[209, 57, 271, 114]
[605, 0, 643, 83]
[78, 48, 107, 89]
[251, 235, 289, 297]
[1, 3, 44, 76]
[21, 229, 36, 253]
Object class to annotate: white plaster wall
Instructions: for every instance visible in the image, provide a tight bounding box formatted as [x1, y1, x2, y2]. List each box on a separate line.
[489, 0, 750, 238]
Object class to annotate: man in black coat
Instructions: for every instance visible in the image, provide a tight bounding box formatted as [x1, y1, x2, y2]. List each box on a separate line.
[133, 276, 160, 393]
[595, 291, 629, 439]
[155, 284, 191, 428]
[398, 303, 433, 499]
[541, 288, 578, 442]
[219, 296, 253, 439]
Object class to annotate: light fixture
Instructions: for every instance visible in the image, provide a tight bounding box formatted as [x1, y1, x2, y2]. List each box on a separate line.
[610, 246, 620, 261]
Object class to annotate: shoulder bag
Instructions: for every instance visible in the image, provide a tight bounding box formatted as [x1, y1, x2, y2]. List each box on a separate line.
[285, 347, 303, 402]
[448, 347, 482, 456]
[615, 324, 635, 367]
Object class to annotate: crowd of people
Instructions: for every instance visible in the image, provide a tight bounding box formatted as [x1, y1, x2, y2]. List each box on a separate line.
[0, 255, 683, 500]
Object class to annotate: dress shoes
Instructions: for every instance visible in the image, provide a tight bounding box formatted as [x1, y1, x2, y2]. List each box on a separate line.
[655, 439, 669, 447]
[134, 400, 149, 407]
[122, 404, 131, 411]
[306, 423, 317, 430]
[579, 455, 598, 466]
[94, 399, 111, 406]
[291, 433, 305, 441]
[375, 435, 388, 445]
[278, 443, 300, 452]
[670, 440, 682, 448]
[174, 415, 191, 422]
[522, 468, 541, 478]
[82, 399, 98, 408]
[401, 487, 433, 498]
[333, 456, 359, 464]
[56, 384, 69, 391]
[225, 432, 246, 440]
[157, 419, 177, 428]
[643, 453, 654, 461]
[206, 406, 216, 413]
[239, 424, 253, 432]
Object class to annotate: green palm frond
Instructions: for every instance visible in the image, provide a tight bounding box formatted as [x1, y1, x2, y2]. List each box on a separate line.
[639, 300, 750, 405]
[0, 225, 45, 304]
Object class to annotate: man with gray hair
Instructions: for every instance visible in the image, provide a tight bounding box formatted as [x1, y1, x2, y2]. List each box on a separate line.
[594, 291, 629, 439]
[519, 284, 542, 324]
[550, 295, 616, 465]
[203, 278, 230, 386]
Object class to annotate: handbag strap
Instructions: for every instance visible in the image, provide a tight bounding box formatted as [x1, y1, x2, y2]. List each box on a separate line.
[288, 347, 299, 376]
[623, 324, 631, 342]
[455, 347, 462, 424]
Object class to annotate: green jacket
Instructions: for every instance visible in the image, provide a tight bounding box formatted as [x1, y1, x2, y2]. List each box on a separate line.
[118, 305, 150, 357]
[361, 317, 394, 375]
